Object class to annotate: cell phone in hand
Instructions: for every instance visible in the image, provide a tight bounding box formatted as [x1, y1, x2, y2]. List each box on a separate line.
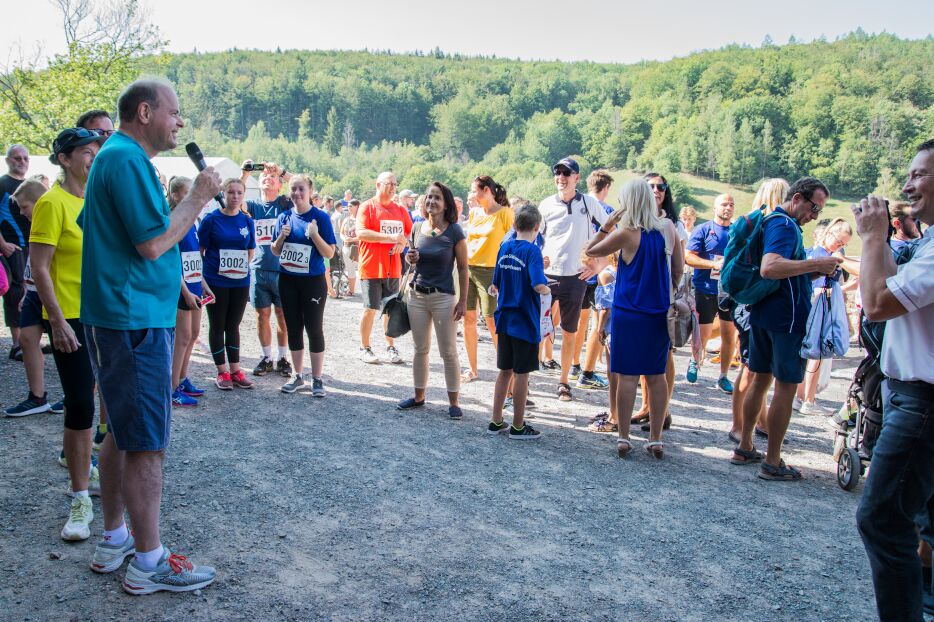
[200, 293, 215, 306]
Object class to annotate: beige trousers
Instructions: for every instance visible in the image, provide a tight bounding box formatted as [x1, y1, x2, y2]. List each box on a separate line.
[407, 290, 460, 393]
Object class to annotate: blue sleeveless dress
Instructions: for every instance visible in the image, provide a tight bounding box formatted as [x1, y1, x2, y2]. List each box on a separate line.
[610, 229, 671, 375]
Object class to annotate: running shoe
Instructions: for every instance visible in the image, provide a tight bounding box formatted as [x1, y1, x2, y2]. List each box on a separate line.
[539, 359, 560, 374]
[179, 377, 205, 397]
[568, 364, 583, 380]
[799, 401, 830, 416]
[717, 376, 734, 394]
[509, 424, 542, 440]
[386, 346, 403, 364]
[577, 373, 609, 390]
[92, 425, 108, 450]
[58, 449, 68, 468]
[230, 370, 253, 389]
[792, 396, 803, 412]
[5, 393, 51, 417]
[281, 373, 305, 394]
[91, 534, 136, 574]
[686, 360, 698, 383]
[504, 396, 513, 411]
[9, 345, 22, 361]
[88, 465, 101, 497]
[215, 372, 233, 390]
[122, 548, 216, 595]
[41, 343, 53, 354]
[50, 399, 65, 414]
[61, 495, 93, 541]
[487, 420, 509, 435]
[253, 356, 274, 376]
[172, 389, 198, 407]
[360, 347, 379, 364]
[311, 377, 325, 398]
[276, 357, 293, 377]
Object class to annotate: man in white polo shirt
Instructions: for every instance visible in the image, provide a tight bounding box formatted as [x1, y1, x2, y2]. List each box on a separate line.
[539, 157, 609, 401]
[854, 138, 934, 621]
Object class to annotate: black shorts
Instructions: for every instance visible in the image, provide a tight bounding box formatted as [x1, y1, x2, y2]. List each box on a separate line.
[696, 291, 730, 324]
[2, 249, 25, 328]
[547, 274, 588, 333]
[580, 282, 597, 310]
[496, 333, 539, 375]
[362, 277, 400, 311]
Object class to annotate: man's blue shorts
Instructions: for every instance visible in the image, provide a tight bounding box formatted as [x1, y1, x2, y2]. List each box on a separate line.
[747, 325, 806, 384]
[86, 326, 174, 452]
[250, 269, 281, 309]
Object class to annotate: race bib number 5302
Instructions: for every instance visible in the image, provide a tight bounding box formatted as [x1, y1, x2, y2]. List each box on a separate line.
[218, 249, 249, 279]
[380, 220, 404, 238]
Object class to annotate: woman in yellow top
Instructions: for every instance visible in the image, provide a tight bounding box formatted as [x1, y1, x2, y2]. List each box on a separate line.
[462, 175, 514, 382]
[30, 127, 106, 542]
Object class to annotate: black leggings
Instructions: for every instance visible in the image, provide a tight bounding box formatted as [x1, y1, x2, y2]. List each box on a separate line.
[205, 286, 249, 366]
[44, 318, 95, 430]
[279, 273, 327, 353]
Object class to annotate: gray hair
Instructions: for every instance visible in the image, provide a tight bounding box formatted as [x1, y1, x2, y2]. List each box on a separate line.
[117, 77, 175, 124]
[6, 144, 27, 157]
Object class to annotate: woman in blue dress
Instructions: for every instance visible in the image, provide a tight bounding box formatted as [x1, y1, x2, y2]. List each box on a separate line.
[584, 179, 683, 459]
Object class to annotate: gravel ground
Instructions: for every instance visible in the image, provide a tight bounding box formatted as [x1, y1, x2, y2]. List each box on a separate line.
[1, 295, 881, 621]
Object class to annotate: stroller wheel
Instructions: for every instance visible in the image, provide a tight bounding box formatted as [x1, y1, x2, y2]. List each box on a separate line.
[837, 448, 861, 491]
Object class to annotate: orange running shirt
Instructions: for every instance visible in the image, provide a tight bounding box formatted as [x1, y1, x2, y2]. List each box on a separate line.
[356, 198, 413, 280]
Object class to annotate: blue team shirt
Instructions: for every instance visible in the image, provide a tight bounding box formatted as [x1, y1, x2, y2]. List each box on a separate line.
[749, 207, 811, 334]
[246, 196, 292, 272]
[502, 228, 545, 249]
[79, 131, 179, 329]
[273, 207, 336, 277]
[586, 199, 616, 285]
[493, 239, 548, 344]
[198, 210, 256, 289]
[178, 225, 203, 297]
[687, 220, 731, 295]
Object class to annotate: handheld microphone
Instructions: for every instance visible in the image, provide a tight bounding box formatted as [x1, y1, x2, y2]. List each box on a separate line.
[185, 142, 226, 210]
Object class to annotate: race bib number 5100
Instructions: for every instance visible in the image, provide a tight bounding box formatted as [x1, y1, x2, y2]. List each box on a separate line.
[280, 242, 311, 274]
[255, 219, 277, 246]
[218, 249, 249, 279]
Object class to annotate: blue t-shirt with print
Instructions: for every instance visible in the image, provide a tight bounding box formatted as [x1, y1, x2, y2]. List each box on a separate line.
[273, 207, 336, 278]
[178, 225, 202, 297]
[198, 210, 256, 289]
[749, 207, 812, 335]
[502, 228, 545, 249]
[246, 196, 292, 272]
[584, 199, 616, 285]
[493, 239, 548, 344]
[687, 220, 731, 295]
[79, 131, 179, 329]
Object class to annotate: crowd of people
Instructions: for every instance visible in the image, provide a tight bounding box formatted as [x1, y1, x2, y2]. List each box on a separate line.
[0, 77, 931, 620]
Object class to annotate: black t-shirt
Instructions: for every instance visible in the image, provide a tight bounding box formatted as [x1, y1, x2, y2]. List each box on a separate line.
[412, 222, 465, 295]
[0, 174, 28, 245]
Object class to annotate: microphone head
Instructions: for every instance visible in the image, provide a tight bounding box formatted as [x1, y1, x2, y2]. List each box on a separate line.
[185, 142, 203, 161]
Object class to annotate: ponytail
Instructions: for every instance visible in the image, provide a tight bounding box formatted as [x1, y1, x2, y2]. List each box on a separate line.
[493, 183, 509, 207]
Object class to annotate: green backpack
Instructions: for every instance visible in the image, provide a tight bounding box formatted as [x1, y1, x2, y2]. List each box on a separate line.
[720, 208, 797, 305]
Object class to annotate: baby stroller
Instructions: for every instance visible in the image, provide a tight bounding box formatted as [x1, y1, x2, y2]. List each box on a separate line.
[832, 313, 885, 491]
[329, 246, 350, 298]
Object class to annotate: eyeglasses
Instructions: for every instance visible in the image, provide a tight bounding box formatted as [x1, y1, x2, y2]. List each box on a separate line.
[805, 198, 823, 214]
[96, 129, 115, 137]
[554, 168, 573, 177]
[379, 181, 397, 187]
[648, 183, 668, 192]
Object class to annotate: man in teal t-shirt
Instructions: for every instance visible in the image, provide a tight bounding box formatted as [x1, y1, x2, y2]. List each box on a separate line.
[80, 78, 222, 595]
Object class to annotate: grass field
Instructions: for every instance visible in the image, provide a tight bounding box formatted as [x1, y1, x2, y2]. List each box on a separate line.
[604, 170, 864, 255]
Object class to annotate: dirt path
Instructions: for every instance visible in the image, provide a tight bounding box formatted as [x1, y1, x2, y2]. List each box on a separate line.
[1, 296, 878, 621]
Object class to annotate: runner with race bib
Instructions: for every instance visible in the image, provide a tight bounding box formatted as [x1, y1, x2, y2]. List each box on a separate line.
[198, 178, 256, 390]
[270, 174, 337, 397]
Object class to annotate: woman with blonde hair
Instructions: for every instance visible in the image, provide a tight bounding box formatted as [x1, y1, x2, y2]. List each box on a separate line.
[728, 178, 790, 443]
[584, 179, 683, 459]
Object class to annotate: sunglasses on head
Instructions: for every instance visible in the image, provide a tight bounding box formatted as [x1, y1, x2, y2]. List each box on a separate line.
[554, 168, 573, 177]
[648, 183, 668, 192]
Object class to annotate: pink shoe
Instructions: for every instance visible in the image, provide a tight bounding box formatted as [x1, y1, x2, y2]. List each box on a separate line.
[215, 372, 233, 390]
[230, 369, 253, 389]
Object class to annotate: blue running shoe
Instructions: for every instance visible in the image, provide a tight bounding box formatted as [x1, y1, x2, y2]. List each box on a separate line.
[50, 399, 65, 414]
[179, 377, 205, 397]
[577, 372, 609, 390]
[717, 375, 734, 394]
[5, 393, 51, 417]
[172, 389, 198, 408]
[686, 360, 699, 383]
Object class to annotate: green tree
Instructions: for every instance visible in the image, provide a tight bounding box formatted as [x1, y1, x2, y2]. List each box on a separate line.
[323, 107, 340, 154]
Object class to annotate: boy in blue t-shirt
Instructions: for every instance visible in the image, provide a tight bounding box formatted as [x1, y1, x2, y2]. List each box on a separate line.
[488, 205, 550, 439]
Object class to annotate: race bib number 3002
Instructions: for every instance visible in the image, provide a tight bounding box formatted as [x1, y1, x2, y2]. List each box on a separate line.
[182, 251, 203, 284]
[255, 219, 277, 246]
[280, 242, 311, 274]
[23, 257, 36, 292]
[218, 249, 249, 280]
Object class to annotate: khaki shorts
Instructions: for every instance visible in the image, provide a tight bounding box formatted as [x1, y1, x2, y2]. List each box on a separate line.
[466, 266, 497, 317]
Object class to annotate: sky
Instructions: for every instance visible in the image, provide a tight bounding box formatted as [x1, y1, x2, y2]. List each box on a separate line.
[1, 0, 932, 65]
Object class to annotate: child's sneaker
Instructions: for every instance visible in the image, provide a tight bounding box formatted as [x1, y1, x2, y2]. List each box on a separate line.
[172, 389, 198, 407]
[509, 424, 542, 440]
[487, 420, 509, 435]
[179, 377, 205, 397]
[230, 370, 253, 389]
[215, 372, 233, 390]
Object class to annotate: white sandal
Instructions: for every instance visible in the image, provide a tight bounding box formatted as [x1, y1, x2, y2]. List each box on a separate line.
[645, 440, 664, 460]
[616, 438, 633, 458]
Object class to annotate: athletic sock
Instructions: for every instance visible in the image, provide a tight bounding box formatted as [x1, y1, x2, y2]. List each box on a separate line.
[97, 423, 108, 434]
[135, 545, 164, 571]
[583, 371, 595, 379]
[278, 346, 289, 359]
[103, 523, 129, 545]
[262, 345, 272, 358]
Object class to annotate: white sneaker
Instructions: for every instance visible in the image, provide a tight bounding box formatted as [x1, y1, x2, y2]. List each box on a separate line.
[89, 465, 101, 497]
[360, 347, 379, 364]
[792, 397, 803, 412]
[386, 346, 403, 364]
[90, 534, 136, 573]
[799, 401, 830, 416]
[61, 495, 93, 541]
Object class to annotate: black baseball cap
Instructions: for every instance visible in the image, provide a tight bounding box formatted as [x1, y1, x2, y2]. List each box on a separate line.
[552, 157, 580, 175]
[49, 127, 106, 164]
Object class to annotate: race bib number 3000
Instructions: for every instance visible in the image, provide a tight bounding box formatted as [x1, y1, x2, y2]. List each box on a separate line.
[280, 242, 311, 274]
[182, 251, 203, 284]
[255, 219, 277, 246]
[23, 257, 36, 292]
[218, 249, 249, 280]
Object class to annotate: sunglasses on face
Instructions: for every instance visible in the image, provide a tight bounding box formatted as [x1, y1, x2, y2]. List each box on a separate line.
[554, 168, 573, 177]
[648, 183, 668, 192]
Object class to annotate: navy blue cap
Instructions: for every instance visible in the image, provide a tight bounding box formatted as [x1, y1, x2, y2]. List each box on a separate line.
[552, 157, 579, 175]
[50, 128, 105, 164]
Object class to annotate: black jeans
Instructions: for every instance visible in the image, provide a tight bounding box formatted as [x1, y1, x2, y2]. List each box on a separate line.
[856, 379, 934, 621]
[205, 286, 249, 366]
